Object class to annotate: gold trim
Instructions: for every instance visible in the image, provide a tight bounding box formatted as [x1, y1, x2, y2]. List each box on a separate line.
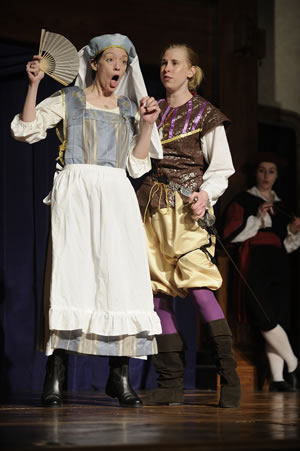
[161, 128, 202, 145]
[55, 90, 67, 165]
[62, 90, 67, 139]
[93, 45, 128, 58]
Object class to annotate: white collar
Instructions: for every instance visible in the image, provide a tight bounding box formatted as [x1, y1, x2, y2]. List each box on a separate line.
[247, 185, 281, 202]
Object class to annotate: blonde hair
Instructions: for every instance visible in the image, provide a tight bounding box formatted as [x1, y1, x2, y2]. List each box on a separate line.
[162, 44, 204, 92]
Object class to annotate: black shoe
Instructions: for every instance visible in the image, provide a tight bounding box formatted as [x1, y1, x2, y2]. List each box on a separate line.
[41, 350, 66, 407]
[284, 364, 300, 392]
[105, 357, 143, 408]
[269, 381, 296, 392]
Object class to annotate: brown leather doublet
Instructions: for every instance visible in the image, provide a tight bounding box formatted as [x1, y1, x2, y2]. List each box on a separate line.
[137, 95, 230, 210]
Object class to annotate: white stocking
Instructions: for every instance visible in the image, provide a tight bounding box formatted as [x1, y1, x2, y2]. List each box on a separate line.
[265, 342, 284, 381]
[261, 325, 298, 373]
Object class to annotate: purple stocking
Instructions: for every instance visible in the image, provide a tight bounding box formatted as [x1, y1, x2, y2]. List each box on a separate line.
[153, 293, 178, 334]
[189, 288, 224, 323]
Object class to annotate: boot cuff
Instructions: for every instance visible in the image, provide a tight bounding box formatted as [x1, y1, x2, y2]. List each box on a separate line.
[205, 319, 232, 338]
[156, 333, 185, 352]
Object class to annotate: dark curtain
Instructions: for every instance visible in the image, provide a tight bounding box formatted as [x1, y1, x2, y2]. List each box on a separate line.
[0, 39, 198, 401]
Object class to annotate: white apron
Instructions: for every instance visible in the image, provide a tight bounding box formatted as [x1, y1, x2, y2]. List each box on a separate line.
[45, 164, 161, 356]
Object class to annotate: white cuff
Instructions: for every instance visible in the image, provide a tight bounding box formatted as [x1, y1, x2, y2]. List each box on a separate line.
[284, 225, 300, 253]
[127, 149, 151, 178]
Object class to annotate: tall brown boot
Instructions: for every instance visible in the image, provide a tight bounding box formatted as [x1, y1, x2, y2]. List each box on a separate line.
[205, 319, 241, 408]
[145, 333, 185, 405]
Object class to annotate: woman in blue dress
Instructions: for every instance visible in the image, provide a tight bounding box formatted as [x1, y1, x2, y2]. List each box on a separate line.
[11, 33, 163, 407]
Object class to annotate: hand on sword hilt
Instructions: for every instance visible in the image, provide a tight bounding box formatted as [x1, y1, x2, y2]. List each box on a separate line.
[198, 211, 216, 229]
[192, 195, 216, 231]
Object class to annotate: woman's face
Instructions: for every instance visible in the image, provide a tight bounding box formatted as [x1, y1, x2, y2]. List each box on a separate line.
[256, 161, 278, 191]
[160, 47, 195, 93]
[91, 47, 128, 93]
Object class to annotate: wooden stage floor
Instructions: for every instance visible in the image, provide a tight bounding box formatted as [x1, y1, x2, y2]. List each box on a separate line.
[0, 390, 299, 451]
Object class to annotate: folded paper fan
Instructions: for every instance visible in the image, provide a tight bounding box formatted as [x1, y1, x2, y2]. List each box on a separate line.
[38, 29, 79, 86]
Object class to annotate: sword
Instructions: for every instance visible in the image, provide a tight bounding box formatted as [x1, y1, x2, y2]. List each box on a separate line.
[168, 180, 271, 324]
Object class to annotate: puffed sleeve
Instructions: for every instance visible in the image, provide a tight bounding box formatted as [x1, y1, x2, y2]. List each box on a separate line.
[200, 126, 235, 207]
[284, 226, 300, 253]
[10, 90, 64, 144]
[126, 109, 152, 179]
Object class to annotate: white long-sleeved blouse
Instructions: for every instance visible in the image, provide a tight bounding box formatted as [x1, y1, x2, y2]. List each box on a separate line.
[200, 125, 234, 207]
[10, 90, 151, 179]
[231, 186, 300, 254]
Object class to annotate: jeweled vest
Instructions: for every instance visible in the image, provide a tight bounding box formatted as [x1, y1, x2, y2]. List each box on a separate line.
[137, 95, 230, 209]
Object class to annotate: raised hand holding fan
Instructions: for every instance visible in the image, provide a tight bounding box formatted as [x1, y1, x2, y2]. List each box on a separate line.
[38, 29, 79, 86]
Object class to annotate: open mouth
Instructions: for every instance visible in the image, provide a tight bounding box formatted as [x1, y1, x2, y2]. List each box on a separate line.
[110, 75, 119, 88]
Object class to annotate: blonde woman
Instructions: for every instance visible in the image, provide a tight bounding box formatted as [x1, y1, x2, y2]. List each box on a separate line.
[136, 44, 240, 408]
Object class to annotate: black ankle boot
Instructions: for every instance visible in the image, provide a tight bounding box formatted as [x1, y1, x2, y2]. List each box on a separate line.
[41, 349, 66, 407]
[205, 319, 241, 408]
[105, 357, 142, 407]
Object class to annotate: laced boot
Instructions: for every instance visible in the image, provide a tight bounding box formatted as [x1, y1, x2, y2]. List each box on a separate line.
[105, 356, 143, 407]
[144, 333, 185, 405]
[41, 349, 66, 407]
[205, 319, 241, 408]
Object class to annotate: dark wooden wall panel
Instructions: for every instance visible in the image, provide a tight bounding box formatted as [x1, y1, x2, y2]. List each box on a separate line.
[217, 0, 259, 208]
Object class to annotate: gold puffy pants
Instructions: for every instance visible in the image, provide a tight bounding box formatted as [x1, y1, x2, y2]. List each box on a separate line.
[143, 192, 222, 298]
